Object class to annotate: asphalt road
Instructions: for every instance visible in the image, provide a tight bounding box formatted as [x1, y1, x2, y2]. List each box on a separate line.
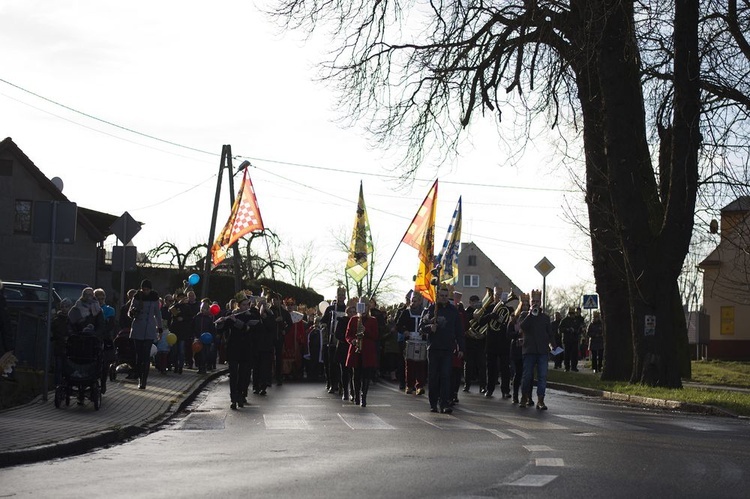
[1, 376, 748, 498]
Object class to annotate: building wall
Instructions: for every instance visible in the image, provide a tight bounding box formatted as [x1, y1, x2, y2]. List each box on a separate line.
[701, 231, 750, 360]
[0, 151, 98, 285]
[452, 242, 521, 304]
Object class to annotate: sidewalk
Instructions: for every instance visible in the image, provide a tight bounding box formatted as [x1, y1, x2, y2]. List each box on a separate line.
[0, 367, 226, 468]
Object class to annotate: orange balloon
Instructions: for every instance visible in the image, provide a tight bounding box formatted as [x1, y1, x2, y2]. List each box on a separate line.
[191, 340, 203, 353]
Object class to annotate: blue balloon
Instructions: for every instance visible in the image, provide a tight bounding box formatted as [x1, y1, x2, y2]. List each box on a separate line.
[102, 304, 115, 319]
[188, 273, 200, 286]
[200, 332, 213, 345]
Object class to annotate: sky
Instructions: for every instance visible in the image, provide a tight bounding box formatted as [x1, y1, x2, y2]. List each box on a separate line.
[0, 0, 595, 304]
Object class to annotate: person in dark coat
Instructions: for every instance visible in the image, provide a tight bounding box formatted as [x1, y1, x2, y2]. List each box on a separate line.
[587, 311, 604, 373]
[250, 296, 276, 396]
[51, 298, 73, 387]
[334, 301, 356, 401]
[345, 297, 380, 407]
[420, 286, 465, 414]
[321, 287, 348, 394]
[269, 294, 292, 386]
[215, 295, 253, 409]
[519, 290, 555, 410]
[193, 298, 217, 374]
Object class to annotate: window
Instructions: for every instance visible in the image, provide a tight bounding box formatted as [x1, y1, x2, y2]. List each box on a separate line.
[14, 200, 32, 233]
[463, 274, 479, 287]
[467, 255, 477, 266]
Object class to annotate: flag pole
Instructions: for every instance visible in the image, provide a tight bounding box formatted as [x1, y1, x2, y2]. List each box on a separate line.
[202, 145, 230, 297]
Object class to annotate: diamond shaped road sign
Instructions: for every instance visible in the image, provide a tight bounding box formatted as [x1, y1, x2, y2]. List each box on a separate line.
[534, 257, 555, 277]
[109, 211, 141, 245]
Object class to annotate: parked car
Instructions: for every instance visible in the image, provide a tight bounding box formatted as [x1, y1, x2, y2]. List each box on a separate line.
[26, 280, 90, 303]
[1, 281, 62, 367]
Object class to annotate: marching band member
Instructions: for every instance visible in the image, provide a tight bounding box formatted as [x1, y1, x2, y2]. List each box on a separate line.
[462, 294, 487, 394]
[420, 286, 464, 414]
[334, 299, 357, 401]
[479, 287, 515, 399]
[269, 293, 292, 386]
[215, 294, 254, 409]
[345, 297, 379, 407]
[321, 287, 348, 394]
[397, 291, 427, 395]
[250, 295, 277, 396]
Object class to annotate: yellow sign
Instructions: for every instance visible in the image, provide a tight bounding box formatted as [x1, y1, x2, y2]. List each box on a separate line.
[720, 306, 735, 335]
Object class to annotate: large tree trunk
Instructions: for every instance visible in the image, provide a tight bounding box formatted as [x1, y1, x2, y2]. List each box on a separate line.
[567, 0, 699, 386]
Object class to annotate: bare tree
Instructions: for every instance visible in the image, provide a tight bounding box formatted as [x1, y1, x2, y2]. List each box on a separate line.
[146, 241, 205, 271]
[283, 242, 326, 288]
[267, 1, 750, 386]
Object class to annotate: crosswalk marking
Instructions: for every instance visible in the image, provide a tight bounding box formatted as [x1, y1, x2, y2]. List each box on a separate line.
[338, 413, 395, 430]
[508, 429, 533, 439]
[264, 414, 310, 430]
[409, 412, 484, 430]
[668, 421, 731, 432]
[524, 445, 554, 452]
[494, 416, 568, 430]
[508, 475, 557, 487]
[555, 414, 647, 431]
[485, 429, 512, 439]
[535, 458, 565, 467]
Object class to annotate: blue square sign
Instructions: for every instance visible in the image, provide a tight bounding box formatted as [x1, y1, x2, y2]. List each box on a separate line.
[582, 294, 599, 310]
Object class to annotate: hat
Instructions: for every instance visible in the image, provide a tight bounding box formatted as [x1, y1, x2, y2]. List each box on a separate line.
[140, 279, 153, 289]
[59, 298, 73, 309]
[469, 295, 480, 302]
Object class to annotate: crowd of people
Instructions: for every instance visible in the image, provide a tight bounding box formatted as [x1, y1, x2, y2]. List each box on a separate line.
[48, 278, 604, 413]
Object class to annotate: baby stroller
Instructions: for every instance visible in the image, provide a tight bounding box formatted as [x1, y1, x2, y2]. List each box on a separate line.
[109, 328, 137, 381]
[54, 330, 103, 410]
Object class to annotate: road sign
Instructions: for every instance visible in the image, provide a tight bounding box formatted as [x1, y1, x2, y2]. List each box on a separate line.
[582, 294, 599, 310]
[112, 245, 138, 272]
[534, 257, 555, 277]
[109, 211, 141, 245]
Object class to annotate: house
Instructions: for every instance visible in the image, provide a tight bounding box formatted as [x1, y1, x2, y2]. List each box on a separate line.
[452, 242, 523, 303]
[0, 137, 117, 287]
[699, 196, 750, 360]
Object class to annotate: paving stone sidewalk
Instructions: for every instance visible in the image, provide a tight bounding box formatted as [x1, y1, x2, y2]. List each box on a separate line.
[0, 367, 226, 468]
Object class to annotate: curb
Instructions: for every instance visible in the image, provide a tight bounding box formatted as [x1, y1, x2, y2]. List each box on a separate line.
[0, 369, 227, 469]
[547, 381, 741, 418]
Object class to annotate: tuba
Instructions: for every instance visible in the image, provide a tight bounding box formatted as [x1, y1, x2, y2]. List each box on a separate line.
[483, 289, 519, 335]
[466, 287, 494, 340]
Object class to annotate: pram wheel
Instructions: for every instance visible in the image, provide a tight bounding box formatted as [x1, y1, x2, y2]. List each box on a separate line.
[54, 385, 64, 408]
[92, 384, 101, 410]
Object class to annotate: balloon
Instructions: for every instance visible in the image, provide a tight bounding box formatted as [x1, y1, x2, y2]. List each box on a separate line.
[166, 332, 177, 346]
[209, 304, 221, 316]
[102, 304, 115, 319]
[318, 300, 330, 314]
[150, 344, 157, 357]
[188, 273, 200, 286]
[200, 332, 213, 345]
[191, 340, 203, 353]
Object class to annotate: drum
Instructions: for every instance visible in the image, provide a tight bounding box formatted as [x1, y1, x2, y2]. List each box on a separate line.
[406, 340, 428, 361]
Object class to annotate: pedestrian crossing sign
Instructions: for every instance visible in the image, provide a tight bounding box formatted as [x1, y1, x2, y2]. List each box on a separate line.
[582, 294, 599, 310]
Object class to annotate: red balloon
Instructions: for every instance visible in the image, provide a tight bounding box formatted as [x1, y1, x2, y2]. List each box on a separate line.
[192, 340, 203, 353]
[209, 304, 221, 316]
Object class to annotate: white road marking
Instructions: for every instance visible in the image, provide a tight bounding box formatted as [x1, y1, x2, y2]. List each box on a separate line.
[485, 429, 512, 439]
[524, 445, 554, 452]
[555, 414, 647, 431]
[338, 413, 395, 430]
[535, 458, 565, 467]
[263, 414, 310, 430]
[668, 421, 731, 432]
[508, 475, 557, 487]
[508, 429, 533, 439]
[494, 416, 568, 430]
[409, 413, 484, 430]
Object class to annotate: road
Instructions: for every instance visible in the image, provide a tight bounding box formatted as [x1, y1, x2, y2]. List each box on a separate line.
[1, 376, 748, 498]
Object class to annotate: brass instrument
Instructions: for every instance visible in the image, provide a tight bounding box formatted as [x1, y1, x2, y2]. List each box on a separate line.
[354, 313, 366, 353]
[483, 289, 519, 335]
[466, 287, 494, 340]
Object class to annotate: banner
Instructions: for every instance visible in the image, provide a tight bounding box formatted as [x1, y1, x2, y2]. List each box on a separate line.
[436, 196, 462, 285]
[409, 181, 438, 302]
[345, 181, 373, 283]
[210, 169, 265, 266]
